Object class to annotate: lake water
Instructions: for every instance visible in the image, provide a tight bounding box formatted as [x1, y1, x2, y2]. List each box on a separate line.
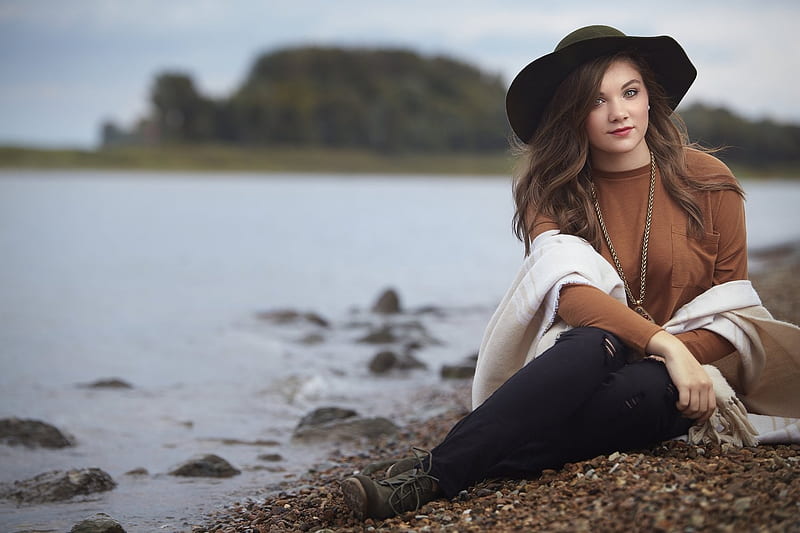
[1, 170, 799, 531]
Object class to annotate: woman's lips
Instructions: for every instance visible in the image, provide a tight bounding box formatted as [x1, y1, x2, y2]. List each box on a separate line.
[610, 126, 633, 136]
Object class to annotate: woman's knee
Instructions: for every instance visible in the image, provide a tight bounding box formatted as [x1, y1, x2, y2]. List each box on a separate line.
[593, 359, 682, 426]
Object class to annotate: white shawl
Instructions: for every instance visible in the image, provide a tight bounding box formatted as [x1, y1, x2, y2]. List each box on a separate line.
[473, 230, 800, 444]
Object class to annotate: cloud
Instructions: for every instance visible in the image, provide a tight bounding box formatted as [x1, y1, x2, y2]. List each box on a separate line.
[1, 0, 798, 147]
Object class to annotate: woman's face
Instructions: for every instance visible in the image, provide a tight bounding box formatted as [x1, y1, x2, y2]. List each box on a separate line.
[585, 59, 650, 171]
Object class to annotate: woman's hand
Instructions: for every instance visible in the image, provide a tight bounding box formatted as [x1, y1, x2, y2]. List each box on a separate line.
[646, 330, 716, 423]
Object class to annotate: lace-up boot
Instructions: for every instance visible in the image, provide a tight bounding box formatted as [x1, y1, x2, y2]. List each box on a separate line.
[385, 447, 430, 478]
[341, 456, 440, 519]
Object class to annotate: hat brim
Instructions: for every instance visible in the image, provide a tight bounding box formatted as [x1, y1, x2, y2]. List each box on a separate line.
[506, 35, 696, 143]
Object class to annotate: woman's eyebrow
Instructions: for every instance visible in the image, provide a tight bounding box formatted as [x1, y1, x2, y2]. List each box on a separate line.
[597, 79, 641, 96]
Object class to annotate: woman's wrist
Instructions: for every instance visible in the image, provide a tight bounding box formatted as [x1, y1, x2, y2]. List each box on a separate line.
[645, 329, 683, 360]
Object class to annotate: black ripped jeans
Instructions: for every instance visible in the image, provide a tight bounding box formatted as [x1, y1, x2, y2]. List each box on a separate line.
[428, 327, 692, 498]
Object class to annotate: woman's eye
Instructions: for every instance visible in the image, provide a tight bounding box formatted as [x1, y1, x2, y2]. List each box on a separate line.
[594, 97, 605, 106]
[624, 88, 639, 98]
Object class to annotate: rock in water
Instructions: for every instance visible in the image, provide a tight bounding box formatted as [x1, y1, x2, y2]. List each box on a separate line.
[356, 325, 399, 344]
[372, 288, 401, 314]
[80, 378, 133, 389]
[0, 417, 74, 448]
[441, 364, 476, 379]
[297, 407, 358, 428]
[70, 512, 126, 533]
[293, 416, 399, 444]
[169, 454, 241, 478]
[441, 352, 479, 379]
[0, 468, 116, 503]
[369, 351, 398, 373]
[397, 352, 427, 370]
[255, 309, 330, 327]
[369, 350, 427, 373]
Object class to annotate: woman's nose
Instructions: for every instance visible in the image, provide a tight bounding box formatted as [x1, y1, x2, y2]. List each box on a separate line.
[607, 100, 628, 121]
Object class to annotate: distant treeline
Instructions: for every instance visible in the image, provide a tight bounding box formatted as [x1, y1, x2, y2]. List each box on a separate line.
[103, 46, 800, 168]
[104, 47, 507, 153]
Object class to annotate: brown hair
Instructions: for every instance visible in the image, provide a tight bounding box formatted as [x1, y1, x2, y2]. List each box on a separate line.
[511, 52, 743, 255]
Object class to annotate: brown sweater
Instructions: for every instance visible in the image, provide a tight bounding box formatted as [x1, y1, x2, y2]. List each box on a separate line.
[533, 149, 748, 363]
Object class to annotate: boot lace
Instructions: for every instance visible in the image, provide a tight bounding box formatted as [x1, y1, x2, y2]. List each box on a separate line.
[381, 448, 439, 515]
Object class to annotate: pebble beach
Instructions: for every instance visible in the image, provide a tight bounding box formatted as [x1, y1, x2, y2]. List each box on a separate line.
[197, 243, 800, 533]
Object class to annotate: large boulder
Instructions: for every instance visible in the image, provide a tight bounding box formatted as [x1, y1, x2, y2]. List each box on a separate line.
[0, 417, 74, 448]
[0, 468, 116, 504]
[70, 513, 126, 533]
[371, 288, 401, 314]
[168, 454, 241, 478]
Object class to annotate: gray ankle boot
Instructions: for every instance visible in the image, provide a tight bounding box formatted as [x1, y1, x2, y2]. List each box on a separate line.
[341, 451, 440, 519]
[385, 447, 431, 478]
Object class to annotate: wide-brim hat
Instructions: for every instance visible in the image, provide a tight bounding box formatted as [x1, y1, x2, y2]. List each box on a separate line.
[506, 25, 696, 143]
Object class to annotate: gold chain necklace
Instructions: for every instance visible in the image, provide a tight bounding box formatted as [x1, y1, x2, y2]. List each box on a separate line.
[589, 151, 656, 322]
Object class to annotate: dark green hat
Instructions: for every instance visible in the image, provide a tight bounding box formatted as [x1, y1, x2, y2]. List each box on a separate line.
[506, 25, 696, 143]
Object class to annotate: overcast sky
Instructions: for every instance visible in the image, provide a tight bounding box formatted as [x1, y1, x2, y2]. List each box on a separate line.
[1, 0, 797, 148]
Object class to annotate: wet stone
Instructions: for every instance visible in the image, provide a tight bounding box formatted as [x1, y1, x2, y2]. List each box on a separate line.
[1, 468, 116, 503]
[440, 364, 475, 380]
[369, 350, 427, 374]
[0, 417, 74, 448]
[297, 407, 358, 429]
[292, 417, 399, 444]
[357, 325, 399, 344]
[70, 512, 126, 533]
[169, 454, 241, 478]
[79, 378, 133, 389]
[255, 309, 330, 327]
[372, 288, 401, 314]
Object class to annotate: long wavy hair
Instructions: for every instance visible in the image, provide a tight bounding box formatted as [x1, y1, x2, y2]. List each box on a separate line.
[511, 52, 744, 255]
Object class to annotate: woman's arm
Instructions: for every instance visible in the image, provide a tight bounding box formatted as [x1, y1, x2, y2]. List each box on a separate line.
[558, 285, 715, 421]
[557, 284, 662, 354]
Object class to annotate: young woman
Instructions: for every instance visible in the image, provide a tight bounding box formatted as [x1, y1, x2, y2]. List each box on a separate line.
[340, 25, 800, 520]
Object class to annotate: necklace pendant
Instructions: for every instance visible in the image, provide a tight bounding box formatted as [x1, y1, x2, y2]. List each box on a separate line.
[633, 305, 654, 323]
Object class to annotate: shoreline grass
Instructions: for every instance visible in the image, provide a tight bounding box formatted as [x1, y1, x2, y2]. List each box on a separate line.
[0, 145, 517, 176]
[1, 145, 798, 178]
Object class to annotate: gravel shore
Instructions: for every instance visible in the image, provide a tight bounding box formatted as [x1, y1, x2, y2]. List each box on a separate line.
[200, 245, 800, 533]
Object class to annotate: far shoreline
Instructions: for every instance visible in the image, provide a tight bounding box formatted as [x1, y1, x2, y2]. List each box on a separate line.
[2, 145, 799, 179]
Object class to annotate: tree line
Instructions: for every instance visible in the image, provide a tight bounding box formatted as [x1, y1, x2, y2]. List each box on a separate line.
[103, 46, 508, 153]
[102, 46, 800, 168]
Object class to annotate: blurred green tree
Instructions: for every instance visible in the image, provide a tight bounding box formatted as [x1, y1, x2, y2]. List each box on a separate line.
[151, 73, 215, 142]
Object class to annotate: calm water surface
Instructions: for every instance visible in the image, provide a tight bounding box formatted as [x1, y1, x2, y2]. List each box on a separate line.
[0, 170, 798, 531]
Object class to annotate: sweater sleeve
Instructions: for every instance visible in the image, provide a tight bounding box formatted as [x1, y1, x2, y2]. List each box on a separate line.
[712, 187, 748, 283]
[671, 188, 746, 363]
[674, 330, 735, 364]
[673, 155, 747, 363]
[557, 284, 663, 354]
